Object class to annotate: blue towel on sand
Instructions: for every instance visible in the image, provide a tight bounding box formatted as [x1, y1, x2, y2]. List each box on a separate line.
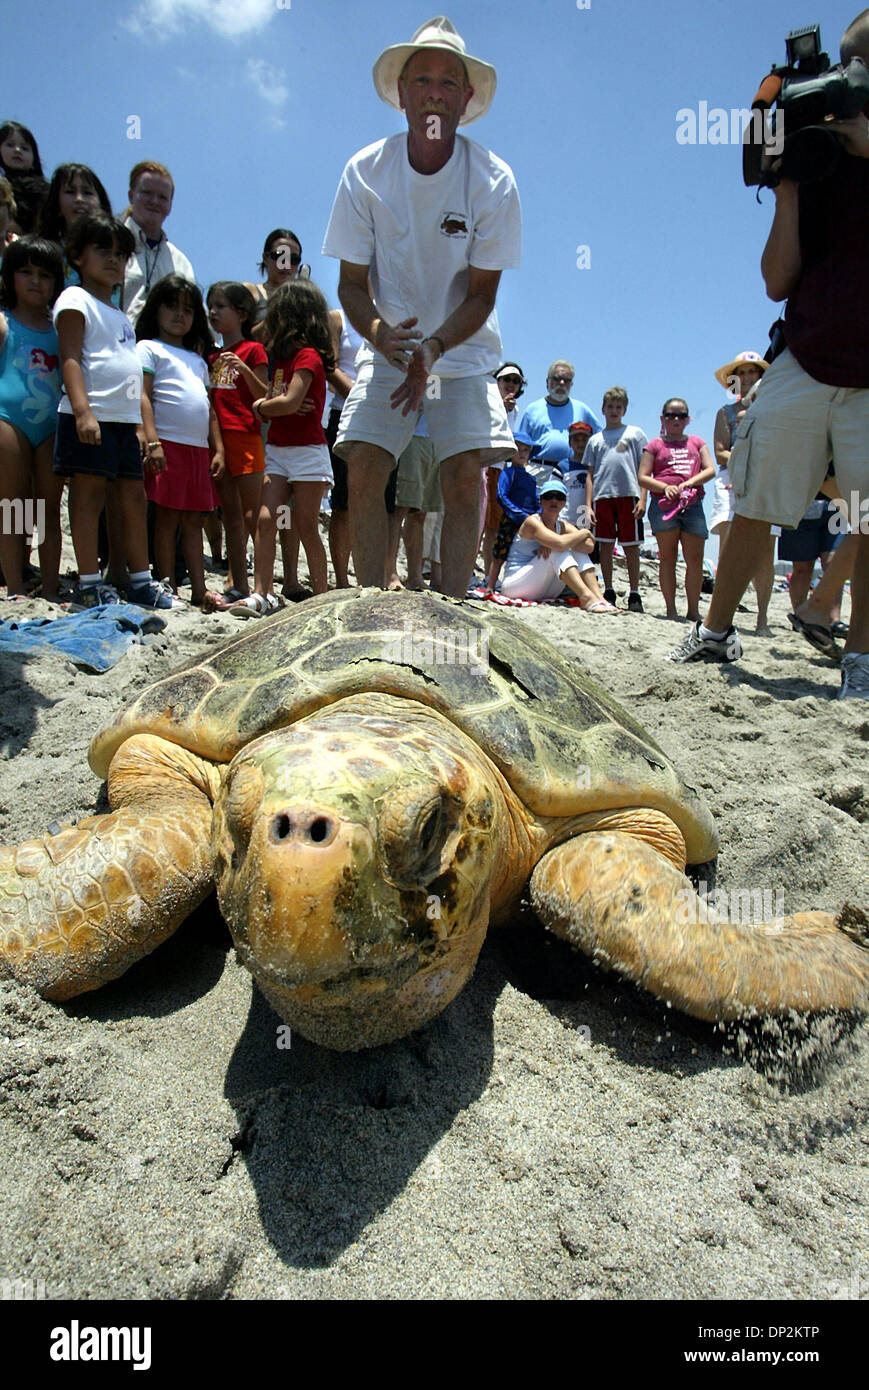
[0, 604, 167, 673]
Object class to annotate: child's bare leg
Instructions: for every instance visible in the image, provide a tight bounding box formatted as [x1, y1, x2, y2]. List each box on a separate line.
[293, 482, 328, 595]
[68, 473, 107, 579]
[114, 477, 151, 579]
[254, 476, 287, 597]
[151, 505, 177, 588]
[181, 510, 207, 604]
[753, 533, 776, 632]
[103, 486, 128, 589]
[32, 436, 65, 599]
[0, 421, 31, 595]
[237, 472, 263, 545]
[403, 510, 426, 589]
[656, 529, 679, 618]
[386, 506, 410, 589]
[279, 514, 302, 595]
[681, 531, 706, 623]
[202, 510, 223, 565]
[598, 539, 615, 590]
[214, 473, 248, 596]
[625, 542, 641, 593]
[329, 507, 351, 588]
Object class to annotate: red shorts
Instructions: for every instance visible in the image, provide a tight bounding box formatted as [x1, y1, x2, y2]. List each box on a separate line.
[595, 495, 640, 545]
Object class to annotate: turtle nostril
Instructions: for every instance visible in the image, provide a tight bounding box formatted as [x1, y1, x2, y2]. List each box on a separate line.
[309, 816, 332, 843]
[272, 813, 292, 841]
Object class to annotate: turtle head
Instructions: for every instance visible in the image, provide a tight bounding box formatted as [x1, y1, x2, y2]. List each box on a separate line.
[212, 696, 503, 1049]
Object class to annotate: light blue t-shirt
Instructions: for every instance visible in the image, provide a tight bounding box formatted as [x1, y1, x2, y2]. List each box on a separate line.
[517, 396, 603, 465]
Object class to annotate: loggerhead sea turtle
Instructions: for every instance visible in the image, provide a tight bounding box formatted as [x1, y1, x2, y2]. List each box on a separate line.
[0, 589, 866, 1050]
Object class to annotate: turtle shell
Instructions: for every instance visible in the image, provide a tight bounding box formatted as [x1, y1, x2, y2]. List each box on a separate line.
[90, 589, 717, 861]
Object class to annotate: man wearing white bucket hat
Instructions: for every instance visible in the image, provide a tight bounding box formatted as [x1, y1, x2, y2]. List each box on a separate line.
[322, 15, 522, 597]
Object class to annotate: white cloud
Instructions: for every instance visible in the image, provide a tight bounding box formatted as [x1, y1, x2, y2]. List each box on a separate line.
[245, 58, 289, 128]
[126, 0, 278, 41]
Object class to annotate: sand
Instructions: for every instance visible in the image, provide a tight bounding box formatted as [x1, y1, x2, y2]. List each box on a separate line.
[0, 544, 866, 1302]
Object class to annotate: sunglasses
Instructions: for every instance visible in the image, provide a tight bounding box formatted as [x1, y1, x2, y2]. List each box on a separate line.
[266, 250, 301, 266]
[663, 411, 688, 420]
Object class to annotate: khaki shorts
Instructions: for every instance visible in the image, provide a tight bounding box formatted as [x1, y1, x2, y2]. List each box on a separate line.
[729, 349, 869, 529]
[334, 356, 516, 467]
[395, 435, 443, 512]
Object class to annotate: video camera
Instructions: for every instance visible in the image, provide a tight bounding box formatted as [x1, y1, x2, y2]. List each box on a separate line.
[743, 23, 869, 187]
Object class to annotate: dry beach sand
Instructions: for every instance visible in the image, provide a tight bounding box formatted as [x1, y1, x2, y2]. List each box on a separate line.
[0, 548, 866, 1302]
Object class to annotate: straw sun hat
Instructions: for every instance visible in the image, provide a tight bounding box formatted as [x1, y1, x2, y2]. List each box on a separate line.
[372, 15, 497, 125]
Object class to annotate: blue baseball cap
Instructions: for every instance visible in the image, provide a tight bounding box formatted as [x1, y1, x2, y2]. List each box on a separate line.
[539, 478, 567, 499]
[512, 429, 534, 447]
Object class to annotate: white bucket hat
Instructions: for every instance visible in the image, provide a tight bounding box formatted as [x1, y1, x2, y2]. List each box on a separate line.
[372, 15, 497, 125]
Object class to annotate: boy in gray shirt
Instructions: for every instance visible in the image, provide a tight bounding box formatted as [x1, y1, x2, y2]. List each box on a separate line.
[585, 386, 648, 611]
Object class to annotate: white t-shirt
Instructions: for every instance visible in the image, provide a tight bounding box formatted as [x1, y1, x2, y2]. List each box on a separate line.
[54, 285, 142, 424]
[322, 133, 521, 379]
[136, 339, 211, 446]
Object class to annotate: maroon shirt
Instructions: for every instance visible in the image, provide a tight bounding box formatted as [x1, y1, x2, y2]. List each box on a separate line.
[783, 152, 869, 388]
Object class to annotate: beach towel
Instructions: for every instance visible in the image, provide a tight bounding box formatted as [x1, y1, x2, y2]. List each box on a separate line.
[0, 604, 167, 673]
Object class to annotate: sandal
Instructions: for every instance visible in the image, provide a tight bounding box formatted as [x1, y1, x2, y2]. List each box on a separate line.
[281, 584, 312, 603]
[229, 592, 282, 619]
[831, 620, 850, 638]
[787, 610, 840, 660]
[585, 599, 620, 614]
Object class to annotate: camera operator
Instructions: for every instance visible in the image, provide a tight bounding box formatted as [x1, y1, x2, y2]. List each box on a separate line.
[669, 8, 869, 698]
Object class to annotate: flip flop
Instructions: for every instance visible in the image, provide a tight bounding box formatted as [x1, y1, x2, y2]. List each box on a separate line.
[831, 621, 850, 638]
[586, 599, 620, 614]
[787, 610, 840, 660]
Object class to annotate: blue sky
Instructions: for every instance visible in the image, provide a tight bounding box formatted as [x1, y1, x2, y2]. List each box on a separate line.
[5, 0, 859, 551]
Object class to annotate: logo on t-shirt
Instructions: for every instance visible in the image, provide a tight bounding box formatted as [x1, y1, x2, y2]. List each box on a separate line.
[440, 212, 469, 238]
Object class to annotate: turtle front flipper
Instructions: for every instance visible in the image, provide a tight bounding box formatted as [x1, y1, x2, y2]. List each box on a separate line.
[530, 831, 869, 1020]
[0, 735, 219, 1002]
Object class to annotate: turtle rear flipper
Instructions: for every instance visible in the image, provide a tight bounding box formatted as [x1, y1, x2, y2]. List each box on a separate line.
[0, 735, 217, 1001]
[530, 832, 869, 1020]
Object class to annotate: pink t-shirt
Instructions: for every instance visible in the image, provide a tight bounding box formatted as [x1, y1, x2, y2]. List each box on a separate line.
[645, 435, 707, 491]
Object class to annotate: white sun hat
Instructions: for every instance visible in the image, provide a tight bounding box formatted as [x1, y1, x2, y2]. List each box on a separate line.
[372, 15, 497, 125]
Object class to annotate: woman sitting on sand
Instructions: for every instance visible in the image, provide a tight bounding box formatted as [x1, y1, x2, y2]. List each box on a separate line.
[498, 478, 618, 611]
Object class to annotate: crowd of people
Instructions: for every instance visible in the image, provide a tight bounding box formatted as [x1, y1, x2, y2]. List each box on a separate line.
[0, 6, 866, 700]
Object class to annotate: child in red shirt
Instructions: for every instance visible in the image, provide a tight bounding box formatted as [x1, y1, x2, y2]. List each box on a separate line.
[206, 281, 269, 609]
[233, 281, 335, 615]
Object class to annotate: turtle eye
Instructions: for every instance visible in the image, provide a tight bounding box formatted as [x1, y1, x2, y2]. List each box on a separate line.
[378, 785, 455, 889]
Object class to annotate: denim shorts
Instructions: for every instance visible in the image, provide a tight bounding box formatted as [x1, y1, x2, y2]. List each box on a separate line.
[648, 496, 708, 538]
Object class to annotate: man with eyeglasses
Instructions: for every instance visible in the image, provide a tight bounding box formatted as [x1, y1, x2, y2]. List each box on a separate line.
[517, 360, 602, 484]
[668, 7, 869, 699]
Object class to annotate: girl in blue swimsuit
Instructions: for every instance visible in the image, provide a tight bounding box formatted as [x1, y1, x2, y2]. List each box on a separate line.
[0, 235, 65, 599]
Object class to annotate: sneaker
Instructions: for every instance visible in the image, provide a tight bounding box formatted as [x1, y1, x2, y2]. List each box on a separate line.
[603, 587, 617, 606]
[127, 578, 178, 610]
[70, 581, 121, 610]
[667, 621, 742, 664]
[627, 592, 644, 613]
[837, 652, 869, 700]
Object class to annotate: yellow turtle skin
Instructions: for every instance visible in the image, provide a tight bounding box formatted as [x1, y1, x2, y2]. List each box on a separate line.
[1, 590, 866, 1049]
